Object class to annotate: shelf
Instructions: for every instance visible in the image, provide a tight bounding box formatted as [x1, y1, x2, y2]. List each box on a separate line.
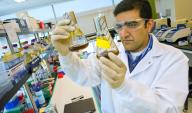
[0, 56, 42, 111]
[0, 30, 7, 37]
[0, 72, 31, 111]
[17, 29, 51, 35]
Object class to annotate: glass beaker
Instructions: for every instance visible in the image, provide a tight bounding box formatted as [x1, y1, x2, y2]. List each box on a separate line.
[63, 11, 88, 51]
[94, 14, 119, 58]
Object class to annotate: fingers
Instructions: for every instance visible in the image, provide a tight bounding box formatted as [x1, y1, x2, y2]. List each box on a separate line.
[101, 63, 119, 81]
[102, 71, 118, 86]
[100, 56, 121, 73]
[99, 53, 127, 89]
[52, 19, 76, 41]
[57, 19, 71, 26]
[108, 52, 126, 68]
[51, 35, 70, 41]
[53, 26, 75, 33]
[52, 27, 69, 35]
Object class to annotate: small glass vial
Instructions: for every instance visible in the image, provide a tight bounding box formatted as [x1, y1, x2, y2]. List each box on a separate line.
[2, 46, 8, 55]
[12, 44, 19, 53]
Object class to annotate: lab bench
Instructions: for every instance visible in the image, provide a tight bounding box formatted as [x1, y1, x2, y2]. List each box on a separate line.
[49, 76, 100, 113]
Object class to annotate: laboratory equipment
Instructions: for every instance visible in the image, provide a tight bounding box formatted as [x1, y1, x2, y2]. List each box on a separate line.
[171, 18, 187, 28]
[94, 14, 119, 58]
[155, 25, 174, 41]
[153, 18, 169, 34]
[165, 24, 191, 43]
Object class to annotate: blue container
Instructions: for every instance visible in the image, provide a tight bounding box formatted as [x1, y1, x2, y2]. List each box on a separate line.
[5, 97, 19, 110]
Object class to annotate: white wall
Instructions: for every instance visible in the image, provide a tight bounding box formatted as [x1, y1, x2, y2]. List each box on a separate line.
[1, 0, 113, 21]
[71, 6, 116, 34]
[27, 6, 54, 21]
[54, 0, 113, 17]
[155, 0, 175, 20]
[53, 0, 115, 34]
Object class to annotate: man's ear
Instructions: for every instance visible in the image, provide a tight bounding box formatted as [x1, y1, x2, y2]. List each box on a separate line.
[146, 19, 154, 33]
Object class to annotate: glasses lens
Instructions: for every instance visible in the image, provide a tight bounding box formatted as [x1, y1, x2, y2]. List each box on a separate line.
[115, 19, 145, 31]
[115, 23, 123, 31]
[125, 21, 140, 28]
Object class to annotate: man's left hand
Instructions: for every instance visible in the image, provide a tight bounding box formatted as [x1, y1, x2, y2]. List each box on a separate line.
[100, 52, 127, 89]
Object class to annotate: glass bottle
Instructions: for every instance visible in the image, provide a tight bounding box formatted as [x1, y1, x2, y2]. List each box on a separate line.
[23, 46, 32, 64]
[12, 44, 19, 53]
[2, 45, 8, 55]
[64, 11, 88, 51]
[94, 14, 119, 58]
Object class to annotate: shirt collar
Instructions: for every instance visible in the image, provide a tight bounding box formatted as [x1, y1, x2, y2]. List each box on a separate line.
[125, 34, 153, 56]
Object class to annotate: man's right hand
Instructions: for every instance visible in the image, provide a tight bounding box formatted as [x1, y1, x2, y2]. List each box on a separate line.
[51, 19, 75, 56]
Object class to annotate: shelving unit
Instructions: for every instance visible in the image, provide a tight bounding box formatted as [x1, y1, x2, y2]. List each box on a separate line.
[0, 21, 54, 112]
[0, 31, 7, 37]
[0, 72, 31, 110]
[0, 55, 43, 111]
[17, 29, 51, 36]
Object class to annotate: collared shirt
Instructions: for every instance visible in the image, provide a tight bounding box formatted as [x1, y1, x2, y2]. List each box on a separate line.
[126, 35, 153, 72]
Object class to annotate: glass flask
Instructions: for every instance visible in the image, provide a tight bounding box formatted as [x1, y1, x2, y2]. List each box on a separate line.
[63, 11, 88, 51]
[94, 14, 119, 58]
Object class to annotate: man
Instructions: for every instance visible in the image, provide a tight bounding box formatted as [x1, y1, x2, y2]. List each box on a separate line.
[51, 0, 189, 113]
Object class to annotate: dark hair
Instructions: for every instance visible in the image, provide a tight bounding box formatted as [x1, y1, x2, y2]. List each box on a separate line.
[113, 0, 152, 19]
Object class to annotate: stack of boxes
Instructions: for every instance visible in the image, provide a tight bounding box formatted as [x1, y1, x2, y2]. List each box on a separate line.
[16, 11, 41, 32]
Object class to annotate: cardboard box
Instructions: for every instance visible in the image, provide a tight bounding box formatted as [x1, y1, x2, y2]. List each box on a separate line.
[3, 21, 21, 32]
[24, 16, 39, 32]
[16, 11, 29, 19]
[0, 21, 4, 29]
[0, 24, 4, 30]
[5, 18, 28, 32]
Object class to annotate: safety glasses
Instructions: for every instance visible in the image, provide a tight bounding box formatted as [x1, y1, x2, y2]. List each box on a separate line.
[115, 18, 148, 32]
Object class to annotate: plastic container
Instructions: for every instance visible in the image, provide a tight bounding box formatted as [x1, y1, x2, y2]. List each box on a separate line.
[32, 83, 46, 106]
[39, 21, 45, 29]
[22, 108, 35, 113]
[57, 71, 64, 79]
[4, 104, 24, 113]
[13, 44, 19, 53]
[5, 97, 19, 110]
[35, 90, 46, 105]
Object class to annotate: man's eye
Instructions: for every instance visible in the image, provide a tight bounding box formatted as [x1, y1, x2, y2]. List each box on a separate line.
[125, 21, 139, 28]
[115, 23, 123, 29]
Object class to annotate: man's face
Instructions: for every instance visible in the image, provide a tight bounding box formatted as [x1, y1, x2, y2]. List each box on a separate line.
[115, 9, 153, 52]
